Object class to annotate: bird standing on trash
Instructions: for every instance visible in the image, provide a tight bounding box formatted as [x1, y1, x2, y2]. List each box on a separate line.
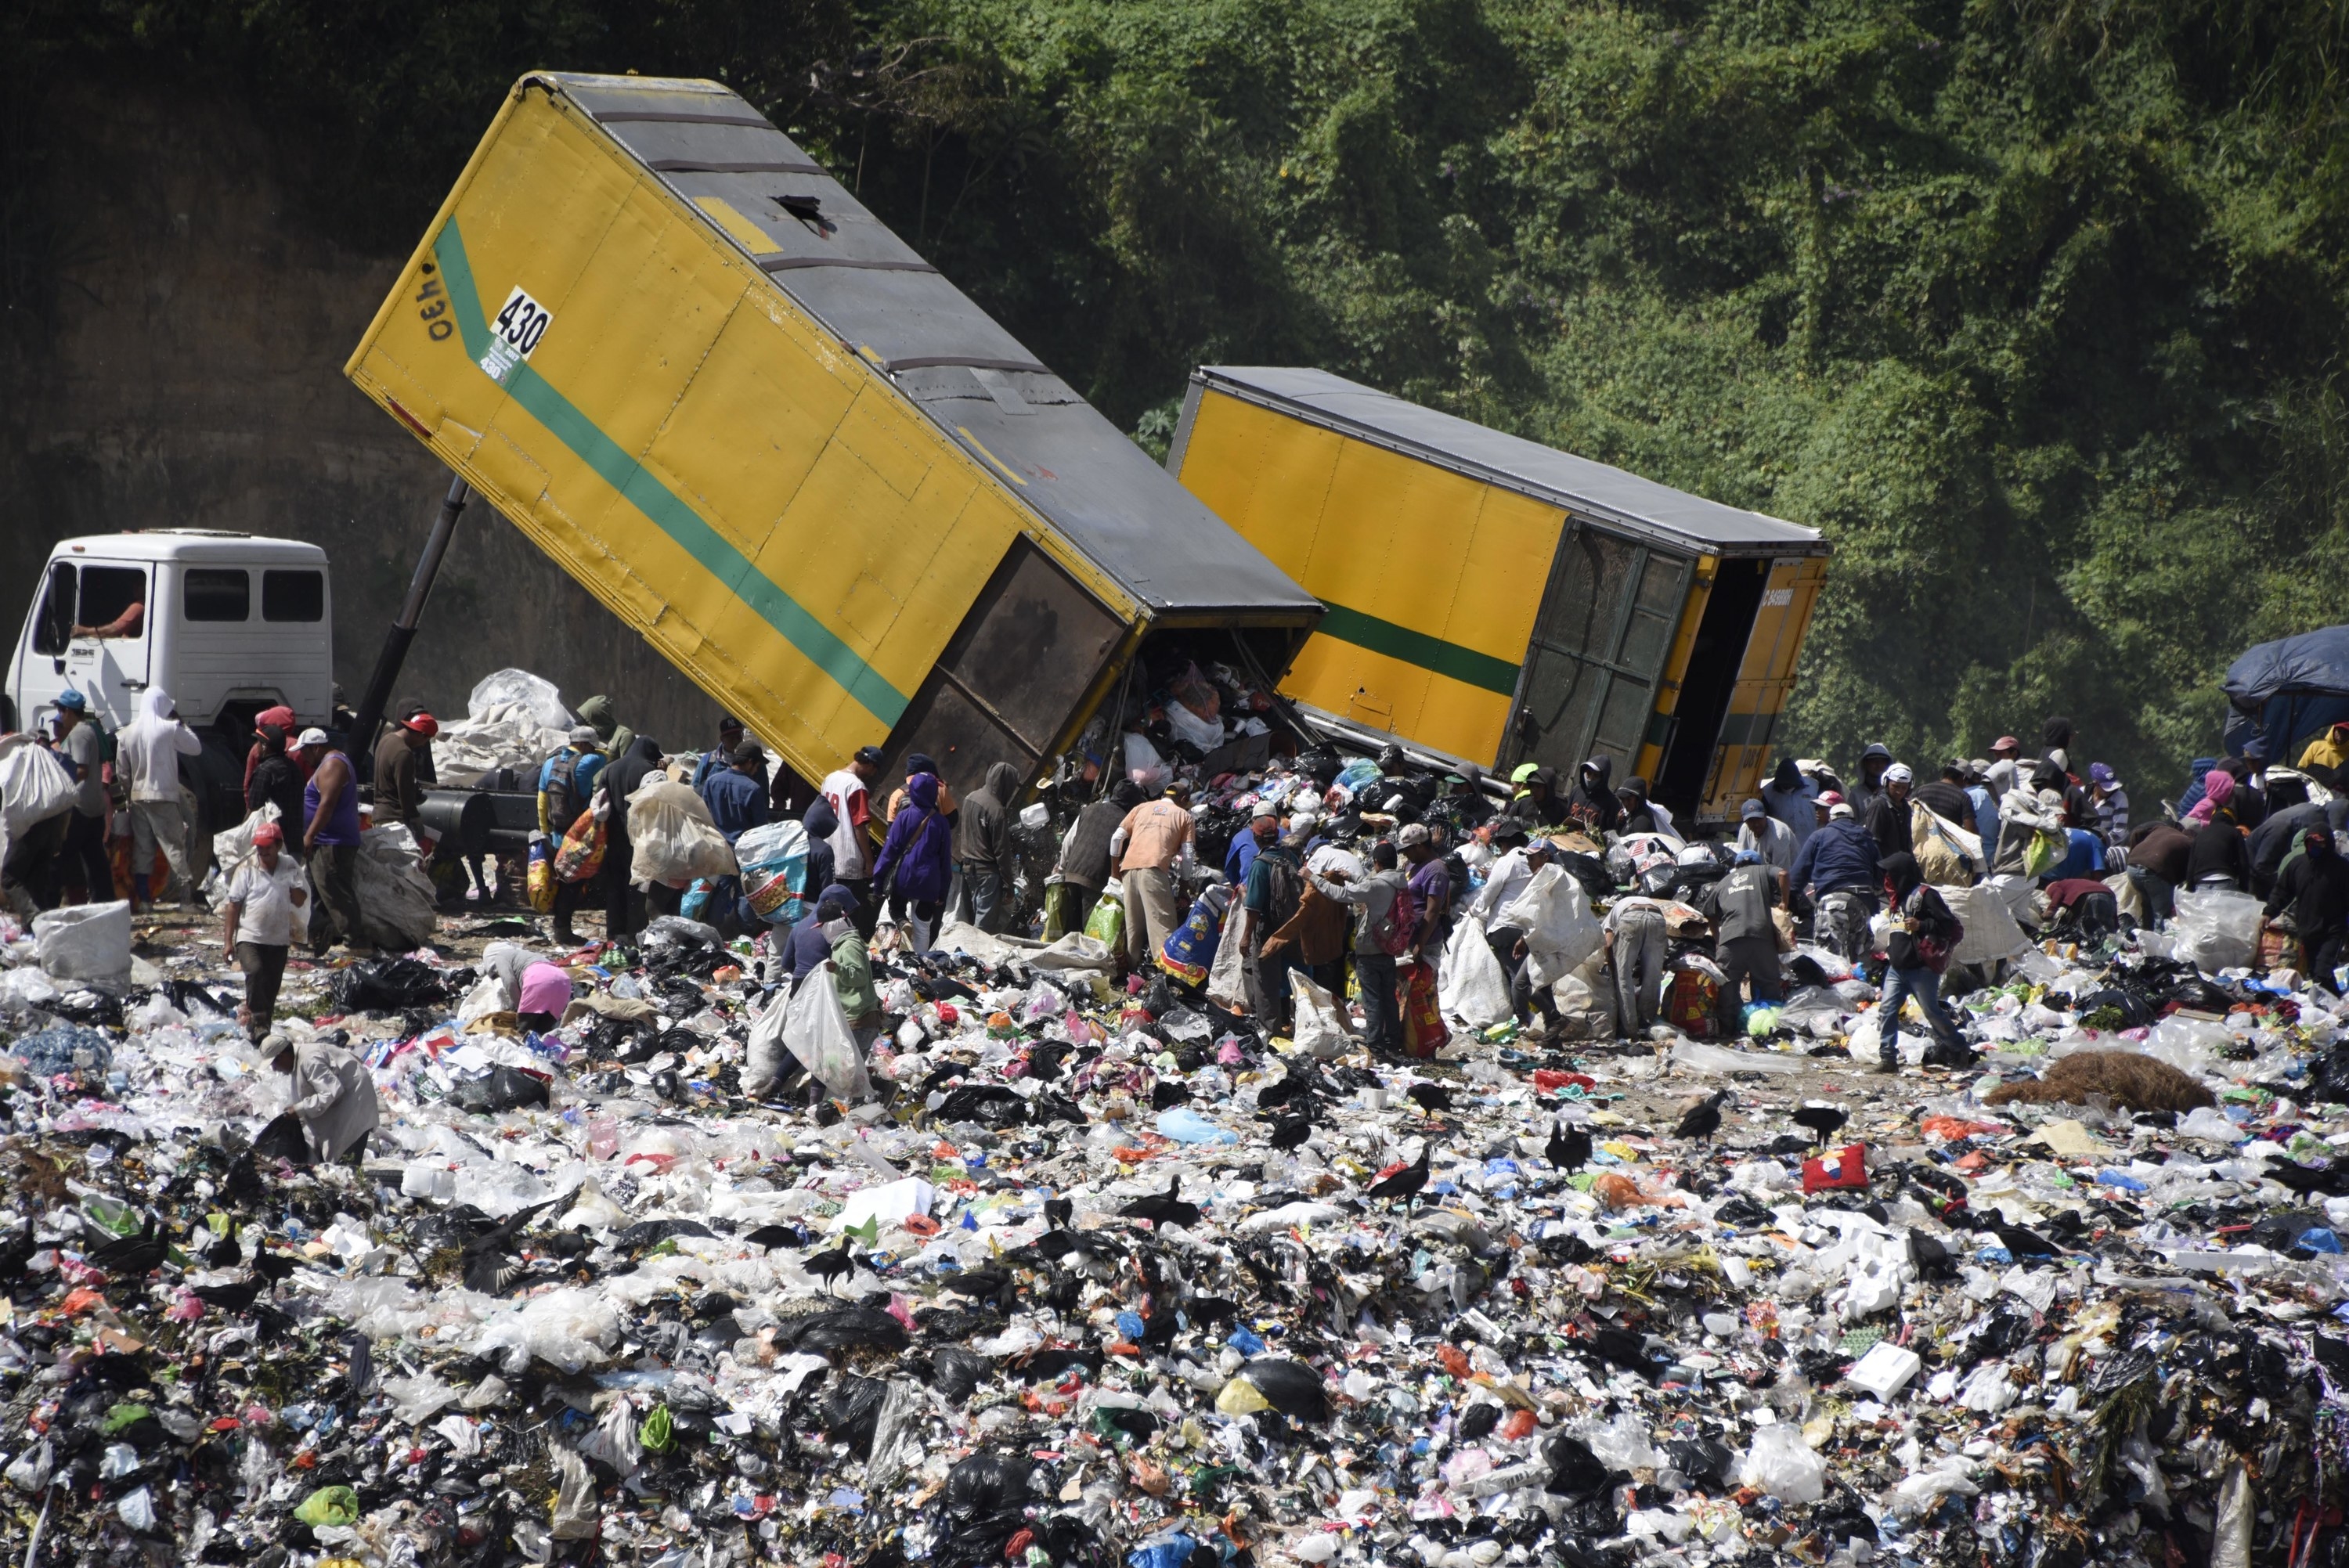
[1791, 1103, 1848, 1144]
[804, 1242, 860, 1293]
[90, 1215, 167, 1277]
[1546, 1119, 1589, 1173]
[1119, 1177, 1202, 1229]
[1268, 1112, 1315, 1151]
[1366, 1145, 1434, 1207]
[1674, 1090, 1729, 1147]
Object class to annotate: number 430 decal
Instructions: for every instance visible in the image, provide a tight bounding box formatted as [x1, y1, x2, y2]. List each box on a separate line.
[478, 285, 553, 384]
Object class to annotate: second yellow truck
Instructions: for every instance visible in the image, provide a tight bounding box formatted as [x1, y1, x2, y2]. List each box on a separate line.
[1168, 367, 1828, 823]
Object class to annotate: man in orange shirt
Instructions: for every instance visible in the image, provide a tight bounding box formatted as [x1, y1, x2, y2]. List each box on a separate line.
[1110, 784, 1196, 971]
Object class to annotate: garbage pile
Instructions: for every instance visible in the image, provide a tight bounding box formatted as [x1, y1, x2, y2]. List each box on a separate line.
[3, 796, 2349, 1568]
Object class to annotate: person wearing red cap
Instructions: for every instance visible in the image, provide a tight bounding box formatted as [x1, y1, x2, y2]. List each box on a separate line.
[244, 705, 298, 795]
[374, 709, 438, 856]
[222, 821, 308, 1040]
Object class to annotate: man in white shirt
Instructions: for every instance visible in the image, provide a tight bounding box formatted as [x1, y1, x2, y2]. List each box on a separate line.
[820, 745, 883, 934]
[1734, 798, 1797, 882]
[269, 1033, 381, 1166]
[223, 821, 309, 1040]
[118, 688, 201, 909]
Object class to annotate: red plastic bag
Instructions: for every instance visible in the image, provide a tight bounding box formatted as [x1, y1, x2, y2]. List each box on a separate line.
[1532, 1069, 1598, 1094]
[1665, 967, 1719, 1037]
[1802, 1144, 1869, 1194]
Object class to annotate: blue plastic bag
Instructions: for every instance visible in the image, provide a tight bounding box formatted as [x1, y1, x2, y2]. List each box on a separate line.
[1155, 1108, 1238, 1145]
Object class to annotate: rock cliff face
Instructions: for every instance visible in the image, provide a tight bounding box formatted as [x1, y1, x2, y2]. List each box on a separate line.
[0, 70, 721, 752]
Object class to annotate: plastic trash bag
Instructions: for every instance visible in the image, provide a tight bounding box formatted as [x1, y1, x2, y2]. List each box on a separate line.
[777, 968, 874, 1101]
[551, 1446, 600, 1539]
[526, 838, 557, 913]
[446, 1065, 552, 1113]
[821, 1374, 892, 1456]
[32, 899, 131, 988]
[1737, 1423, 1825, 1503]
[1671, 1037, 1806, 1074]
[0, 734, 76, 835]
[734, 819, 812, 925]
[1206, 903, 1251, 1012]
[355, 824, 438, 949]
[328, 956, 450, 1012]
[1288, 970, 1353, 1058]
[2173, 888, 2265, 972]
[1438, 914, 1513, 1029]
[1082, 890, 1125, 951]
[937, 1451, 1038, 1565]
[1155, 1107, 1239, 1144]
[627, 778, 738, 886]
[1495, 864, 1604, 987]
[552, 802, 607, 883]
[210, 802, 281, 885]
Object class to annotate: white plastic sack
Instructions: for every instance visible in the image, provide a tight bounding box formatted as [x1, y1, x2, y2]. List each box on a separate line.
[211, 802, 281, 884]
[1672, 1036, 1806, 1074]
[467, 669, 572, 731]
[355, 824, 437, 950]
[2172, 888, 2264, 972]
[749, 970, 875, 1101]
[1494, 864, 1603, 987]
[1289, 971, 1353, 1058]
[1738, 1423, 1825, 1503]
[1438, 915, 1513, 1029]
[1206, 904, 1251, 1012]
[628, 778, 738, 886]
[32, 899, 132, 987]
[1941, 881, 2029, 966]
[0, 734, 77, 834]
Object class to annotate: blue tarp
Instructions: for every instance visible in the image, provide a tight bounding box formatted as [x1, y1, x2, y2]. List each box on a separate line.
[2225, 627, 2349, 765]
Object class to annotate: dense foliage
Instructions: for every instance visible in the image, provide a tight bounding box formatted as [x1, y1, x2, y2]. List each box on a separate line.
[15, 0, 2349, 792]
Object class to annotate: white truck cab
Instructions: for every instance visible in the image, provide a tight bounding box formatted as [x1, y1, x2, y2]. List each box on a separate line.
[5, 531, 335, 830]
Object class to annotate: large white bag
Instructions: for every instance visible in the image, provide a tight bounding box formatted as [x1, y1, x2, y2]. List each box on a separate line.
[33, 900, 132, 988]
[746, 971, 874, 1101]
[1438, 914, 1513, 1029]
[1495, 864, 1604, 987]
[628, 779, 737, 886]
[1287, 971, 1353, 1058]
[1206, 904, 1251, 1013]
[2173, 887, 2265, 973]
[0, 735, 78, 834]
[211, 802, 281, 884]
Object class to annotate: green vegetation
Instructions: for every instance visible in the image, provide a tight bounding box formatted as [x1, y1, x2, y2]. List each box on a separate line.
[16, 0, 2349, 791]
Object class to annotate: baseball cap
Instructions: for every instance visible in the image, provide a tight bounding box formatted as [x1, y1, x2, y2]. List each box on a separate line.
[1968, 758, 1991, 774]
[853, 745, 886, 766]
[401, 711, 439, 738]
[731, 741, 767, 765]
[568, 724, 601, 746]
[252, 821, 283, 847]
[2089, 762, 2117, 787]
[1882, 762, 1913, 785]
[53, 688, 86, 712]
[1396, 822, 1431, 848]
[1828, 802, 1854, 820]
[1250, 802, 1279, 822]
[1739, 798, 1766, 820]
[297, 726, 330, 748]
[1992, 735, 2020, 752]
[1510, 763, 1540, 784]
[718, 714, 745, 734]
[1492, 818, 1528, 842]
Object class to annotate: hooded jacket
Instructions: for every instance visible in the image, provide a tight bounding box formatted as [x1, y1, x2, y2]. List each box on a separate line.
[601, 737, 664, 848]
[247, 726, 306, 831]
[2267, 834, 2349, 937]
[1761, 757, 1819, 846]
[873, 774, 954, 902]
[1559, 759, 1619, 834]
[953, 762, 1022, 870]
[120, 689, 201, 802]
[1847, 743, 1893, 820]
[800, 798, 839, 892]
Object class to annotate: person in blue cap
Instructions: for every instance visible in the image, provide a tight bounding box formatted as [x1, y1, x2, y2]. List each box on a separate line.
[49, 690, 115, 905]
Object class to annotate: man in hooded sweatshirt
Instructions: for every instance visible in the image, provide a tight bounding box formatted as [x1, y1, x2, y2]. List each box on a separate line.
[1561, 759, 1621, 835]
[2268, 824, 2349, 990]
[120, 689, 203, 910]
[599, 736, 664, 943]
[1759, 757, 1818, 847]
[953, 762, 1023, 933]
[1052, 781, 1139, 938]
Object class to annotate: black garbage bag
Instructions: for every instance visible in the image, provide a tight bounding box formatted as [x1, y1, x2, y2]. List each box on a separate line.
[936, 1083, 1030, 1128]
[780, 1307, 910, 1354]
[446, 1066, 551, 1114]
[612, 1218, 716, 1250]
[329, 957, 452, 1013]
[926, 1347, 994, 1404]
[250, 1111, 312, 1165]
[1544, 1432, 1618, 1498]
[820, 1375, 889, 1457]
[932, 1451, 1037, 1567]
[1665, 1436, 1737, 1489]
[1239, 1358, 1327, 1421]
[1556, 852, 1614, 904]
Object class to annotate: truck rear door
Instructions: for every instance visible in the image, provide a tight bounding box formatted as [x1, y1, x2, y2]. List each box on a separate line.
[1508, 528, 1690, 779]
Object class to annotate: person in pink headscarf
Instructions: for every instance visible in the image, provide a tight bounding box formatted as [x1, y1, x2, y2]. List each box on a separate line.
[2185, 767, 2235, 826]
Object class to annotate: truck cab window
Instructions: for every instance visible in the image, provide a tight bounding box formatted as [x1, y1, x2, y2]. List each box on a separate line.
[262, 569, 324, 622]
[183, 568, 251, 622]
[74, 566, 148, 640]
[32, 562, 75, 657]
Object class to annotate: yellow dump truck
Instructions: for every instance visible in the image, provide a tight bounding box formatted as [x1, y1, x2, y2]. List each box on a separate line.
[345, 73, 1319, 795]
[1169, 367, 1828, 823]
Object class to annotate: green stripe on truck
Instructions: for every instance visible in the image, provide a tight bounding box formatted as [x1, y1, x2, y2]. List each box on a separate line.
[1315, 603, 1522, 697]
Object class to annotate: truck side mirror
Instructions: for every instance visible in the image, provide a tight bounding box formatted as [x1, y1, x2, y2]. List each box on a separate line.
[52, 658, 65, 676]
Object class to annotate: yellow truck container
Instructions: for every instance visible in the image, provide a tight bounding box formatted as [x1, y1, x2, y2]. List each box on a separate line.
[345, 74, 1319, 795]
[1169, 368, 1828, 822]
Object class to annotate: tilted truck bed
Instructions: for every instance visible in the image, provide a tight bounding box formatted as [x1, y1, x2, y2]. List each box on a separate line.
[346, 72, 1318, 794]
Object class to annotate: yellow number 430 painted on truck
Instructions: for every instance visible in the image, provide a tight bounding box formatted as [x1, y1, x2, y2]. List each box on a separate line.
[347, 72, 1319, 799]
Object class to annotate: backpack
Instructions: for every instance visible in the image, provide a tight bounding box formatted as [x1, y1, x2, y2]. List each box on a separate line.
[544, 749, 584, 831]
[1372, 881, 1421, 957]
[1255, 852, 1302, 935]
